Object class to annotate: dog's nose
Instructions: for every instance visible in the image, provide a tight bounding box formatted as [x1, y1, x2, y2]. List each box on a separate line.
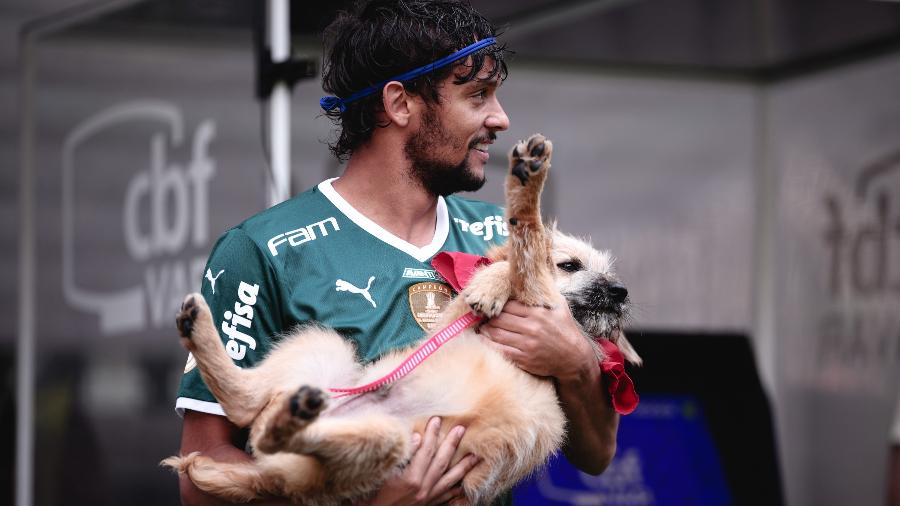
[608, 282, 628, 303]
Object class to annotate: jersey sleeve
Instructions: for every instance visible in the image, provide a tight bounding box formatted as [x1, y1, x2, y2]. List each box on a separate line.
[174, 227, 286, 417]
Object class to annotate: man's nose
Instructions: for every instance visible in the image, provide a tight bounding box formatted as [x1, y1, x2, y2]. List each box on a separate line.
[486, 98, 510, 132]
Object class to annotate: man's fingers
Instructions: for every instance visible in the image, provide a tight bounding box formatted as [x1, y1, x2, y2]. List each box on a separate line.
[421, 425, 466, 491]
[498, 299, 531, 317]
[407, 417, 442, 478]
[486, 310, 530, 332]
[480, 324, 525, 348]
[429, 454, 480, 503]
[484, 338, 522, 362]
[429, 485, 464, 506]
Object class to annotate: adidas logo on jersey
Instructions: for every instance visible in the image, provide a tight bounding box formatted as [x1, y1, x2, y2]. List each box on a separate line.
[222, 281, 259, 360]
[453, 215, 507, 241]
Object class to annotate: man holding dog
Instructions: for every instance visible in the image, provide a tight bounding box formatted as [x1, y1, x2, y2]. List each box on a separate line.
[174, 1, 620, 504]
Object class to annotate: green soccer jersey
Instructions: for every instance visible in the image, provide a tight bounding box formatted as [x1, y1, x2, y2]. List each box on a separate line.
[175, 178, 508, 415]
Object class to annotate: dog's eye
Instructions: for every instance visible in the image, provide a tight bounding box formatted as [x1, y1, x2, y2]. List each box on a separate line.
[556, 260, 583, 273]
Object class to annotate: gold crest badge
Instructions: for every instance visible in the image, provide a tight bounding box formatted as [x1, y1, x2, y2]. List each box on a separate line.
[408, 282, 454, 331]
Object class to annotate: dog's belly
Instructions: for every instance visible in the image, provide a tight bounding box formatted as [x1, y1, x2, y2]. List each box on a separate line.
[329, 332, 563, 443]
[265, 326, 366, 394]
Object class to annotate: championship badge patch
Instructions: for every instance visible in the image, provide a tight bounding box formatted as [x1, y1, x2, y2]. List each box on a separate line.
[408, 282, 454, 331]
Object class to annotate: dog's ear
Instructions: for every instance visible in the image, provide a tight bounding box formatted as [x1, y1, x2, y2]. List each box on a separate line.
[615, 331, 643, 366]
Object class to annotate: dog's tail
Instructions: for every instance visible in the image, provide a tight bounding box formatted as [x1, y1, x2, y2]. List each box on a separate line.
[162, 451, 326, 502]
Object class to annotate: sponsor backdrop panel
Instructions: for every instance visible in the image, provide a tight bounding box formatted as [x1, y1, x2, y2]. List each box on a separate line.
[768, 53, 900, 506]
[29, 30, 282, 505]
[490, 68, 757, 332]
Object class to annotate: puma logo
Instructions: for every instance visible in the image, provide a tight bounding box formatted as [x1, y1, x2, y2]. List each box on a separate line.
[335, 276, 377, 308]
[205, 269, 225, 294]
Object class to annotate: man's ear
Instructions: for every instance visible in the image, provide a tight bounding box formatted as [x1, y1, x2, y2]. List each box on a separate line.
[382, 81, 416, 127]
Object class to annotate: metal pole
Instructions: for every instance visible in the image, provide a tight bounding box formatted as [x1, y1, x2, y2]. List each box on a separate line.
[17, 33, 36, 506]
[267, 0, 291, 206]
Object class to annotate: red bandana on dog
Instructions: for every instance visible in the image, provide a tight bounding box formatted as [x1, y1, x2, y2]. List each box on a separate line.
[431, 251, 492, 292]
[431, 251, 639, 415]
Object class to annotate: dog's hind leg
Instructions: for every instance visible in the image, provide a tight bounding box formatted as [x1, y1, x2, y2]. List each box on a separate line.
[256, 389, 411, 496]
[505, 134, 556, 305]
[453, 384, 566, 505]
[252, 385, 327, 454]
[162, 451, 326, 502]
[175, 293, 268, 427]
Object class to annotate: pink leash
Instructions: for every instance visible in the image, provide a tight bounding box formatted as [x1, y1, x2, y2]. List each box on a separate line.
[328, 312, 483, 398]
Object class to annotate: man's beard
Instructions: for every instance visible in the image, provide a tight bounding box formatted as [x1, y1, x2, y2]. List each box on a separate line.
[404, 107, 492, 197]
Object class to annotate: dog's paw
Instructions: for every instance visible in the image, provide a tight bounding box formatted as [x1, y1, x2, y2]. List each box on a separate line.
[463, 266, 510, 319]
[290, 385, 327, 421]
[509, 134, 552, 186]
[175, 293, 211, 340]
[465, 290, 507, 319]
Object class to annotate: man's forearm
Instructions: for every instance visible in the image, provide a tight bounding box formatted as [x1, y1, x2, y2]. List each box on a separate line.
[556, 360, 619, 475]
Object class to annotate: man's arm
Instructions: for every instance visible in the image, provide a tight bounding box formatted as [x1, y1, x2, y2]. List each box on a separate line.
[479, 298, 619, 475]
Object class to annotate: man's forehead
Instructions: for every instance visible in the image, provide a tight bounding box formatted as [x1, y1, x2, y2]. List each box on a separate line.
[450, 57, 503, 85]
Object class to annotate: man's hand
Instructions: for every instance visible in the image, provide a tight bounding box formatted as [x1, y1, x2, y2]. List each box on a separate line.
[479, 298, 595, 380]
[480, 298, 619, 475]
[367, 417, 480, 506]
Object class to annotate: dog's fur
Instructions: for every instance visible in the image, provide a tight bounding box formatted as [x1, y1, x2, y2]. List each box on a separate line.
[162, 134, 640, 505]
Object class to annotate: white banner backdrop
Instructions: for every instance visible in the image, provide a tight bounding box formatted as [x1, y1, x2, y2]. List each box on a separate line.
[768, 53, 900, 506]
[29, 30, 276, 505]
[457, 67, 758, 332]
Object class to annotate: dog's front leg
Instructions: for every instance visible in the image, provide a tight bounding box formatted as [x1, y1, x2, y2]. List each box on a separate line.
[505, 134, 556, 305]
[462, 261, 511, 320]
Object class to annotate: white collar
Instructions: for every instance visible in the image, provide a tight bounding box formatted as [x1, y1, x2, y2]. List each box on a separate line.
[318, 178, 449, 262]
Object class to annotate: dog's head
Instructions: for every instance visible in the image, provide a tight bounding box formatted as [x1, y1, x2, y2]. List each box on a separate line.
[550, 228, 641, 366]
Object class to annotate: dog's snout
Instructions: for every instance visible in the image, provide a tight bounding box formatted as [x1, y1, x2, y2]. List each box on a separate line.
[608, 282, 628, 303]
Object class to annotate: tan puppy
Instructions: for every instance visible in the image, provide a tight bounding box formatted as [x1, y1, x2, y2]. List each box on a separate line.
[162, 134, 640, 505]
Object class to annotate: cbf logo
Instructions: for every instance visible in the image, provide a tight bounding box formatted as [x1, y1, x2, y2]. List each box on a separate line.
[823, 151, 900, 298]
[62, 101, 216, 335]
[818, 149, 900, 375]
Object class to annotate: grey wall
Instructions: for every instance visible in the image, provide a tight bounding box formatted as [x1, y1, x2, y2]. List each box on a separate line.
[766, 53, 900, 506]
[23, 27, 272, 505]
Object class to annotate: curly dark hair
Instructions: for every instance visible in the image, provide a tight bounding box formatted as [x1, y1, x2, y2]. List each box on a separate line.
[321, 0, 509, 161]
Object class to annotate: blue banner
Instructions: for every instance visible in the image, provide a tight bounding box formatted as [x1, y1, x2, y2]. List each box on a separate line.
[513, 396, 731, 505]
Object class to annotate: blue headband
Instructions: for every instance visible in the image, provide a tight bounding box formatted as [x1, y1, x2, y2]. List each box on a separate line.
[320, 37, 497, 113]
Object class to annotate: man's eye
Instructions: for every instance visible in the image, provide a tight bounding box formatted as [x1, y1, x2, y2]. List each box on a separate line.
[556, 260, 583, 273]
[472, 89, 488, 100]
